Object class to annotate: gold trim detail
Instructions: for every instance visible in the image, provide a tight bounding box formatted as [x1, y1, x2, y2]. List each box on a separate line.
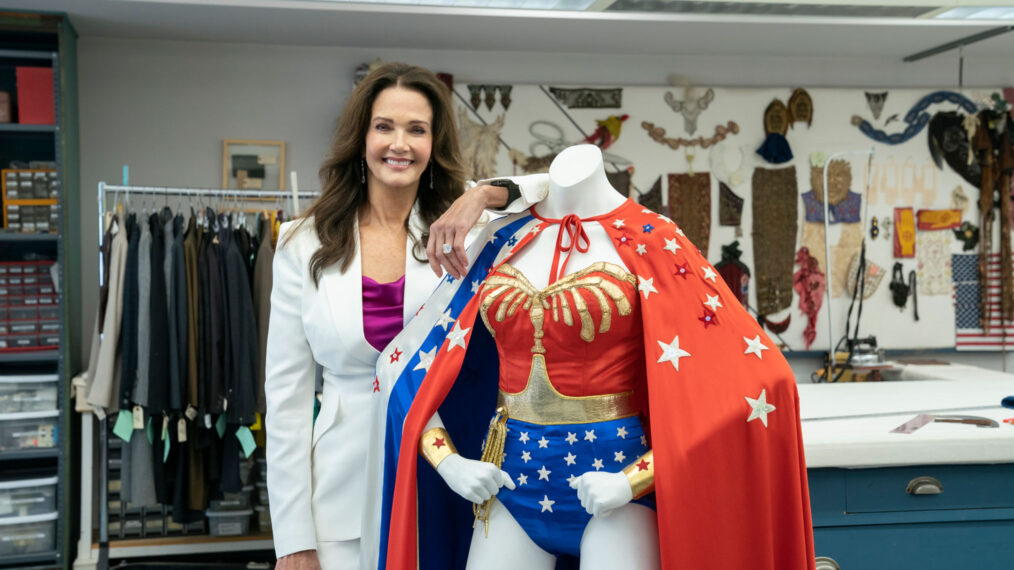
[473, 408, 509, 538]
[497, 354, 638, 425]
[419, 427, 457, 469]
[479, 261, 637, 354]
[623, 450, 655, 499]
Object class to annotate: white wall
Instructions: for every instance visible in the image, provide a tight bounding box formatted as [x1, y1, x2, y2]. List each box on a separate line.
[74, 35, 1014, 373]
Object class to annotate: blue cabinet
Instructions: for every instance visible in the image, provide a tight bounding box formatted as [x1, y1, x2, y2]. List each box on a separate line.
[809, 464, 1014, 569]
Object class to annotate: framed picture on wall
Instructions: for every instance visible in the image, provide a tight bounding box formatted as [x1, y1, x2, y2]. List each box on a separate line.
[222, 139, 286, 191]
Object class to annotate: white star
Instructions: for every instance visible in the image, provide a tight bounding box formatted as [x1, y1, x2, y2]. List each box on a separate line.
[565, 432, 578, 445]
[486, 233, 499, 245]
[567, 474, 578, 485]
[743, 335, 769, 359]
[538, 495, 555, 513]
[537, 465, 551, 481]
[636, 243, 647, 255]
[614, 451, 626, 463]
[657, 335, 691, 371]
[640, 435, 648, 446]
[412, 347, 436, 372]
[445, 322, 471, 352]
[664, 238, 681, 253]
[517, 473, 528, 486]
[434, 309, 455, 331]
[471, 280, 481, 293]
[657, 214, 674, 225]
[616, 426, 628, 439]
[584, 430, 597, 442]
[637, 276, 658, 299]
[529, 224, 543, 235]
[519, 431, 530, 444]
[641, 208, 653, 214]
[592, 458, 604, 471]
[675, 228, 685, 237]
[703, 294, 723, 311]
[521, 450, 532, 463]
[745, 389, 777, 427]
[702, 266, 718, 282]
[537, 436, 549, 448]
[612, 218, 625, 229]
[564, 452, 577, 466]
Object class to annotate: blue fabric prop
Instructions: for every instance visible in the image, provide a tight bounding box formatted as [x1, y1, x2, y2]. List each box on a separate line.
[756, 133, 793, 164]
[854, 91, 978, 145]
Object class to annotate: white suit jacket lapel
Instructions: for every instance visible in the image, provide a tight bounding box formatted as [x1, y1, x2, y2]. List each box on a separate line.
[320, 216, 378, 359]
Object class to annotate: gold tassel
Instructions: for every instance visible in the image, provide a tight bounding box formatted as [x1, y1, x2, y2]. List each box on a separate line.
[473, 407, 508, 538]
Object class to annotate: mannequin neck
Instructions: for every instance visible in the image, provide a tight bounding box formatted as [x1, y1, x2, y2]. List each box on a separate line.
[535, 144, 625, 220]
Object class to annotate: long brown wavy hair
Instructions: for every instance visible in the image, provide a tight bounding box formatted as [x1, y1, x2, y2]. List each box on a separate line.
[295, 62, 466, 286]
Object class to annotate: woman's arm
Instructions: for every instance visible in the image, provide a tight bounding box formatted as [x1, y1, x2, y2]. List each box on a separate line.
[264, 223, 320, 560]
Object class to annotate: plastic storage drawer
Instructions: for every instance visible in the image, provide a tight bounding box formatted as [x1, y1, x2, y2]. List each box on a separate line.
[0, 375, 58, 413]
[0, 476, 57, 518]
[0, 512, 57, 556]
[0, 411, 58, 451]
[206, 508, 252, 536]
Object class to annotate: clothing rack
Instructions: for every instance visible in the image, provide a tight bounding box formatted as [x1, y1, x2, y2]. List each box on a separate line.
[78, 182, 320, 570]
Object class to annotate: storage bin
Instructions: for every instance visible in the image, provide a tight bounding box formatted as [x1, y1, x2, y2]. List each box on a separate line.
[0, 410, 58, 450]
[3, 334, 39, 349]
[254, 505, 270, 531]
[0, 374, 58, 413]
[0, 476, 57, 518]
[255, 481, 268, 505]
[211, 485, 253, 511]
[0, 511, 57, 556]
[206, 508, 252, 536]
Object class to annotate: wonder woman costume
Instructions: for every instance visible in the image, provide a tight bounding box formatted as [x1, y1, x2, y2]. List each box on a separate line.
[371, 199, 815, 570]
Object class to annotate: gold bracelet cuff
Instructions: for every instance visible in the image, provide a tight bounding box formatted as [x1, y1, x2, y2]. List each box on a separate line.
[419, 427, 457, 469]
[622, 450, 655, 499]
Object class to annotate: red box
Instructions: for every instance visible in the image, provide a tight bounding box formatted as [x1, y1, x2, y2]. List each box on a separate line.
[15, 67, 54, 125]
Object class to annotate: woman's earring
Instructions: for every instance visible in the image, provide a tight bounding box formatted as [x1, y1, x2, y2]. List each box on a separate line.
[361, 158, 366, 184]
[430, 163, 434, 190]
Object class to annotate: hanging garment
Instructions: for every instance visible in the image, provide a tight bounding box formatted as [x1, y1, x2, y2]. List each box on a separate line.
[668, 172, 711, 256]
[252, 215, 275, 415]
[752, 166, 798, 314]
[718, 182, 744, 227]
[756, 99, 793, 164]
[86, 213, 128, 416]
[637, 176, 664, 216]
[714, 241, 750, 307]
[793, 247, 825, 350]
[916, 231, 954, 296]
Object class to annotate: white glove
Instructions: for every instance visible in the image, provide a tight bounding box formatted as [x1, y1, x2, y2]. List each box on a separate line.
[436, 454, 516, 503]
[569, 471, 633, 517]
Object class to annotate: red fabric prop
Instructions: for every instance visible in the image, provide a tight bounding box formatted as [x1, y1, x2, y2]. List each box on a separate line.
[793, 246, 826, 350]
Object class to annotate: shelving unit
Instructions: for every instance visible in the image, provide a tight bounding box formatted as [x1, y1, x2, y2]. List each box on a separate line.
[0, 11, 78, 570]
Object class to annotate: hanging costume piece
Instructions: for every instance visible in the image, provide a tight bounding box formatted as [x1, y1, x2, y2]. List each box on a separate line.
[916, 231, 954, 296]
[467, 85, 512, 111]
[715, 241, 750, 307]
[548, 87, 623, 109]
[756, 99, 793, 164]
[457, 109, 506, 181]
[641, 120, 738, 151]
[793, 247, 825, 350]
[951, 186, 970, 212]
[870, 217, 880, 240]
[718, 182, 744, 227]
[865, 92, 888, 120]
[583, 114, 629, 151]
[668, 172, 712, 255]
[787, 88, 813, 128]
[845, 253, 885, 301]
[953, 221, 980, 251]
[367, 200, 815, 570]
[890, 262, 919, 321]
[638, 176, 664, 216]
[752, 166, 798, 314]
[759, 314, 791, 334]
[893, 208, 916, 258]
[972, 110, 1014, 325]
[852, 91, 977, 145]
[916, 209, 962, 231]
[709, 142, 751, 188]
[663, 87, 715, 134]
[801, 157, 861, 224]
[928, 111, 981, 187]
[606, 168, 634, 198]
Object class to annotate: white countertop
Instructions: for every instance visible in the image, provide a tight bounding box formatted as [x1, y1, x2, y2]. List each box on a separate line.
[798, 363, 1014, 468]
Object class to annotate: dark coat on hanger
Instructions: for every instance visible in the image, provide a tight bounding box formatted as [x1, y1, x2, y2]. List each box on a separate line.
[251, 215, 274, 415]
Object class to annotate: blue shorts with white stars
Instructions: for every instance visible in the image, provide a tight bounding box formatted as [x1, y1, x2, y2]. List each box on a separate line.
[496, 415, 653, 558]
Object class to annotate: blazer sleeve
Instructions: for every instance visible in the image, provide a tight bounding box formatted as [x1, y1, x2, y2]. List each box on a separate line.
[264, 223, 319, 558]
[473, 173, 550, 214]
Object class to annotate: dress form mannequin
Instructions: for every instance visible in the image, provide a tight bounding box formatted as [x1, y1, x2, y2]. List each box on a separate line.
[432, 145, 661, 570]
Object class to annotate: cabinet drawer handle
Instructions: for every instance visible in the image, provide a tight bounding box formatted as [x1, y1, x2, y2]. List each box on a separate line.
[906, 476, 943, 495]
[815, 556, 841, 570]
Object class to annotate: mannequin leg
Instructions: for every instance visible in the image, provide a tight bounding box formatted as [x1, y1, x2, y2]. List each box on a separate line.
[579, 503, 660, 570]
[466, 498, 556, 570]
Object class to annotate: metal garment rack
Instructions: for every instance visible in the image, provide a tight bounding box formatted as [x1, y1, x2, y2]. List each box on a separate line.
[76, 183, 319, 569]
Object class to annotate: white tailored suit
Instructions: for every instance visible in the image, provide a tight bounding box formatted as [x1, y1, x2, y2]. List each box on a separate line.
[265, 177, 548, 569]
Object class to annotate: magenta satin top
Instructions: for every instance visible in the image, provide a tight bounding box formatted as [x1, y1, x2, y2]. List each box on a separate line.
[362, 275, 406, 352]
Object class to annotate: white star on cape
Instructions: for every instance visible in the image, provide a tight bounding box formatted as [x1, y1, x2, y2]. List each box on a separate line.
[636, 243, 647, 255]
[565, 432, 578, 445]
[592, 458, 604, 471]
[471, 280, 481, 293]
[637, 276, 658, 299]
[413, 347, 436, 372]
[745, 389, 777, 427]
[616, 426, 628, 438]
[519, 432, 530, 444]
[521, 450, 532, 463]
[702, 266, 718, 282]
[517, 474, 528, 485]
[584, 430, 597, 442]
[657, 335, 691, 371]
[486, 233, 498, 245]
[434, 309, 455, 331]
[612, 218, 625, 229]
[641, 208, 654, 214]
[703, 294, 723, 311]
[640, 435, 648, 446]
[537, 436, 549, 448]
[614, 451, 626, 463]
[564, 452, 577, 466]
[743, 335, 769, 359]
[567, 474, 578, 485]
[664, 238, 681, 253]
[675, 228, 685, 237]
[445, 322, 471, 352]
[537, 465, 551, 481]
[539, 495, 555, 513]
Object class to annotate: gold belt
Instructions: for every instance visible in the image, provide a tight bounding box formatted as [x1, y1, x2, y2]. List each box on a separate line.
[496, 354, 638, 425]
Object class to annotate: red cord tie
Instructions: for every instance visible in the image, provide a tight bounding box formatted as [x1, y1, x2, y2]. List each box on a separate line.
[549, 214, 590, 284]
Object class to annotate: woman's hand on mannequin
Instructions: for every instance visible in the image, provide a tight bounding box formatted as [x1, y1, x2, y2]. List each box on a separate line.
[435, 453, 516, 503]
[427, 184, 509, 279]
[275, 550, 322, 570]
[569, 471, 633, 517]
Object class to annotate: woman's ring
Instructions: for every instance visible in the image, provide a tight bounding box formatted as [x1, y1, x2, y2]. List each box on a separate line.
[442, 243, 453, 255]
